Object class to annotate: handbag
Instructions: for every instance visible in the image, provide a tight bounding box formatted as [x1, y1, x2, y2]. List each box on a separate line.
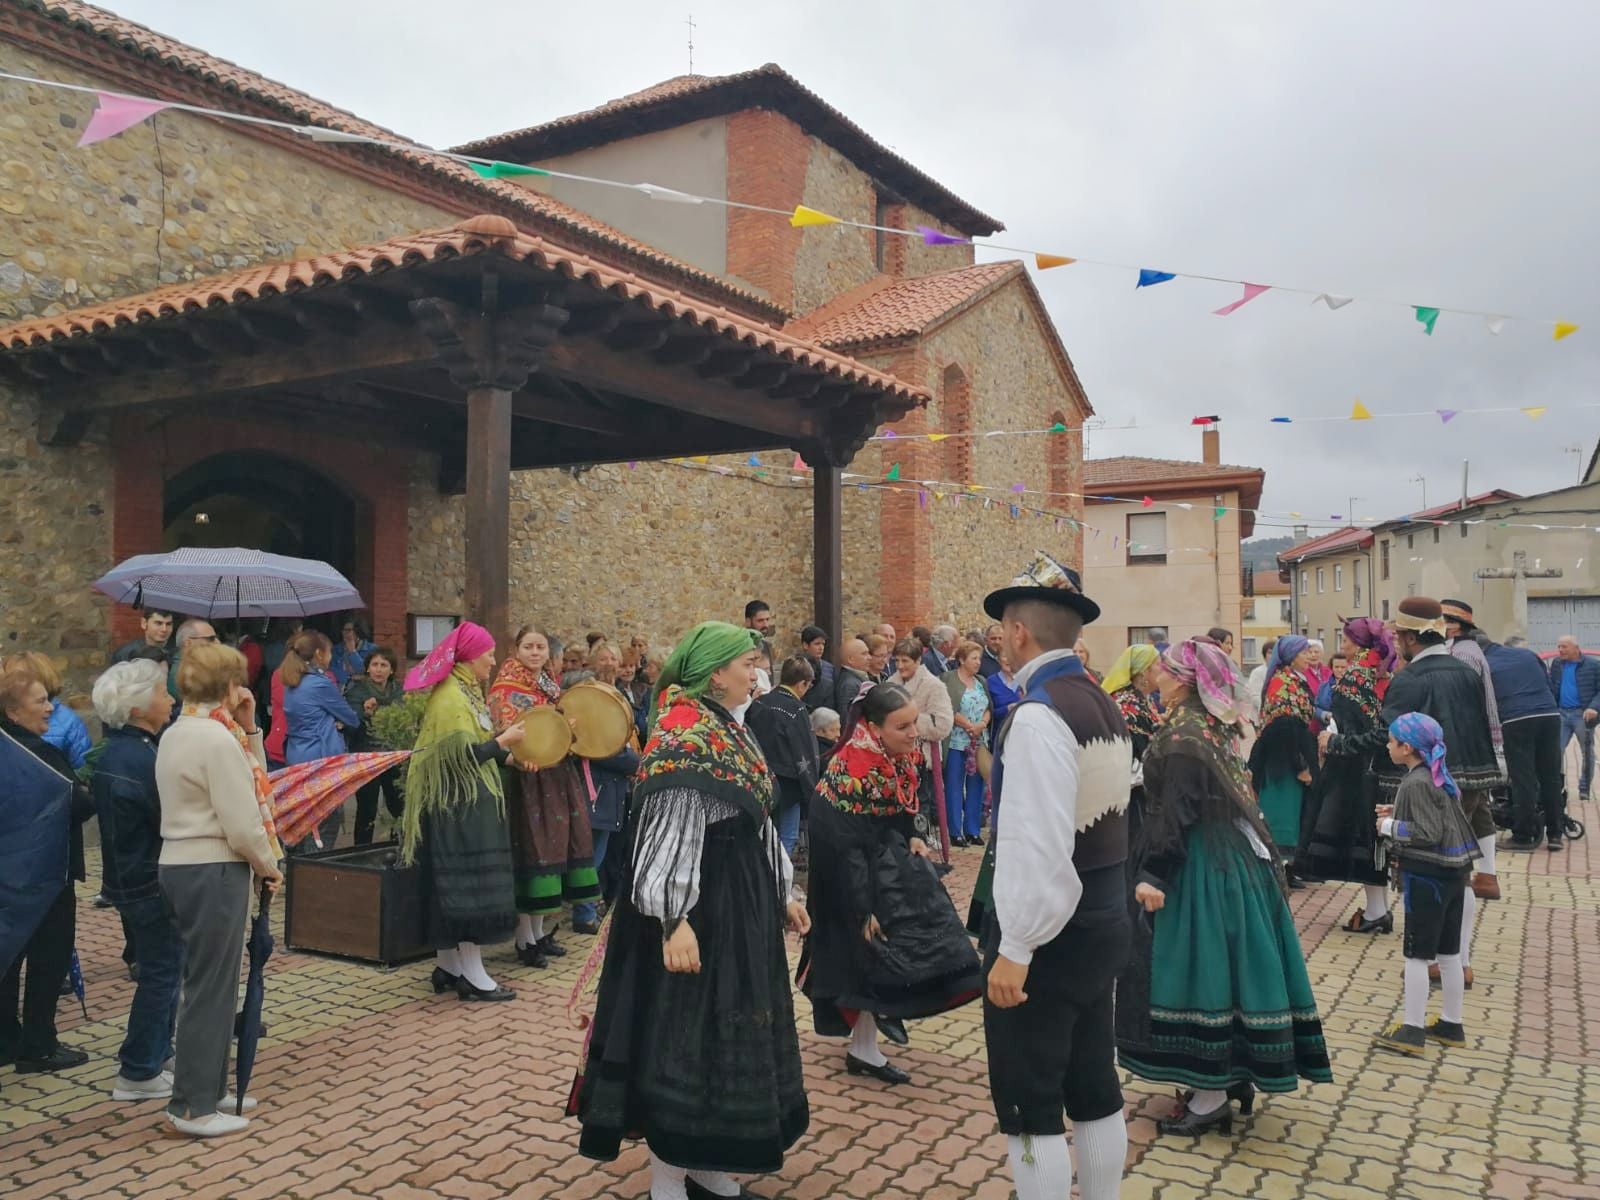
[976, 742, 993, 783]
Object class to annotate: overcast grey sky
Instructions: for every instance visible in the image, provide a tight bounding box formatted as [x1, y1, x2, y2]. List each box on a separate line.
[107, 0, 1600, 537]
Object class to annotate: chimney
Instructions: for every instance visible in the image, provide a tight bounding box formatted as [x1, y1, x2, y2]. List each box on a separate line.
[1201, 423, 1220, 465]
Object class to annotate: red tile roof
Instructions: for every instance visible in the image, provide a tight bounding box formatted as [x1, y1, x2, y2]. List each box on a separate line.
[793, 262, 1022, 347]
[12, 0, 786, 322]
[1084, 455, 1266, 536]
[1278, 527, 1374, 564]
[452, 64, 1004, 237]
[1390, 490, 1523, 523]
[0, 214, 927, 407]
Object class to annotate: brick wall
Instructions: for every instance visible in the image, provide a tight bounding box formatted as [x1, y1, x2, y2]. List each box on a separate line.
[724, 109, 811, 308]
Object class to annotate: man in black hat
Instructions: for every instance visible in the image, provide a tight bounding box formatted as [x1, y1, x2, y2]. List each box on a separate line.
[974, 553, 1131, 1200]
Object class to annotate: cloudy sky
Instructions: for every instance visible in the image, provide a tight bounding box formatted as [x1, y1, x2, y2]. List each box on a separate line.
[108, 1, 1600, 539]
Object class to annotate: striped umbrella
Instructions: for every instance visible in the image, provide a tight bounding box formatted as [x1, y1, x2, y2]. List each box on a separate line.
[269, 751, 412, 848]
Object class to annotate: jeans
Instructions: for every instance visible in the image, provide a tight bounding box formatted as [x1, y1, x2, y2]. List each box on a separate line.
[117, 896, 184, 1080]
[945, 746, 986, 838]
[776, 802, 802, 858]
[572, 829, 612, 926]
[1559, 709, 1595, 796]
[0, 884, 75, 1060]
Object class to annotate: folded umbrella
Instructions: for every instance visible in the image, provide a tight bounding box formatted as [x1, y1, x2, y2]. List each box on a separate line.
[269, 751, 412, 848]
[67, 948, 88, 1020]
[235, 883, 274, 1116]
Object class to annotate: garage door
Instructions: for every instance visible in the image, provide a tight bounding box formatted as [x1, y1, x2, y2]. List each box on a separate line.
[1528, 596, 1600, 652]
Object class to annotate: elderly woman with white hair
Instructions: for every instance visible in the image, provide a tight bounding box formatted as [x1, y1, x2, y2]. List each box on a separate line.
[91, 660, 182, 1101]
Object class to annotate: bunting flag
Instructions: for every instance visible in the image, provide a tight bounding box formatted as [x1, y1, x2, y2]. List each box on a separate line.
[77, 92, 170, 147]
[1035, 253, 1074, 269]
[1414, 306, 1441, 336]
[1213, 283, 1269, 317]
[469, 160, 550, 179]
[789, 205, 839, 227]
[1314, 294, 1354, 310]
[1555, 322, 1580, 341]
[1213, 506, 1226, 520]
[1011, 483, 1026, 494]
[1437, 409, 1458, 423]
[917, 224, 969, 246]
[746, 455, 761, 467]
[927, 433, 948, 442]
[1271, 416, 1293, 423]
[690, 455, 710, 464]
[299, 126, 372, 144]
[1140, 496, 1154, 508]
[1191, 415, 1221, 426]
[1522, 406, 1548, 419]
[1137, 269, 1176, 288]
[635, 183, 702, 203]
[918, 489, 929, 510]
[1485, 317, 1506, 336]
[792, 453, 807, 471]
[1350, 400, 1374, 420]
[885, 464, 900, 481]
[1049, 421, 1068, 433]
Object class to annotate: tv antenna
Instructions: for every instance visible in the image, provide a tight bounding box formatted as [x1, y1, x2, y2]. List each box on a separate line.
[687, 14, 697, 75]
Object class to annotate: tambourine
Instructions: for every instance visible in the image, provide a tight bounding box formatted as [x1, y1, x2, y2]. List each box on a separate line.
[560, 680, 636, 760]
[509, 705, 574, 768]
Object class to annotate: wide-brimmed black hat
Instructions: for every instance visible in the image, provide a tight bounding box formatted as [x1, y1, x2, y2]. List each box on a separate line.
[983, 551, 1101, 624]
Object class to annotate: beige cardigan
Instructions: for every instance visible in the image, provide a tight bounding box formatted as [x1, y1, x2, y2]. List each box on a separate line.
[901, 664, 954, 756]
[156, 707, 279, 875]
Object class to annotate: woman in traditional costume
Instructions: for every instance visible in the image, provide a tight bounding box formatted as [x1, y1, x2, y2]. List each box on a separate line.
[1117, 637, 1332, 1136]
[398, 622, 524, 1002]
[1298, 617, 1397, 932]
[487, 625, 600, 968]
[799, 683, 982, 1087]
[1247, 634, 1318, 885]
[1101, 643, 1161, 843]
[569, 621, 810, 1200]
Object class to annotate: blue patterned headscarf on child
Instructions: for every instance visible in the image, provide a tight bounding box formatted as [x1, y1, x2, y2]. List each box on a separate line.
[1389, 712, 1458, 799]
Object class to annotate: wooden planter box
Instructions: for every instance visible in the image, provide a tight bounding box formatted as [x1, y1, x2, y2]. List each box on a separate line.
[283, 843, 432, 966]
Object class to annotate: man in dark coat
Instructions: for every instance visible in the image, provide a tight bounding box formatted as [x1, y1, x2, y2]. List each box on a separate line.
[832, 637, 873, 717]
[746, 656, 820, 857]
[799, 625, 836, 715]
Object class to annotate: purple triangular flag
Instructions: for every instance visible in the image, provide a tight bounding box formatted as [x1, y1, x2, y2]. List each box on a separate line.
[1437, 409, 1458, 424]
[916, 224, 969, 246]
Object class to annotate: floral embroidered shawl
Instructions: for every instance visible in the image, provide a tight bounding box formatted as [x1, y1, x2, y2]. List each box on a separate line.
[816, 719, 921, 818]
[635, 685, 774, 821]
[486, 656, 562, 734]
[1261, 666, 1315, 730]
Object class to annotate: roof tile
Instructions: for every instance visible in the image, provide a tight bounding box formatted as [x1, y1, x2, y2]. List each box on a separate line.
[1084, 456, 1264, 488]
[793, 262, 1021, 348]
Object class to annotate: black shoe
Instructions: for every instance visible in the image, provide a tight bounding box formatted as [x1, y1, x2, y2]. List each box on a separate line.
[933, 862, 953, 878]
[127, 963, 140, 983]
[951, 836, 968, 848]
[1226, 1081, 1256, 1115]
[538, 934, 566, 958]
[1158, 1101, 1234, 1136]
[15, 1046, 90, 1073]
[1286, 872, 1306, 891]
[430, 966, 460, 994]
[967, 834, 985, 847]
[876, 1016, 909, 1046]
[684, 1179, 763, 1200]
[1374, 1022, 1428, 1056]
[1344, 910, 1394, 935]
[1549, 835, 1565, 852]
[571, 918, 601, 936]
[1502, 836, 1542, 852]
[845, 1053, 909, 1085]
[1424, 1018, 1466, 1048]
[454, 978, 516, 1002]
[517, 943, 549, 969]
[92, 893, 114, 909]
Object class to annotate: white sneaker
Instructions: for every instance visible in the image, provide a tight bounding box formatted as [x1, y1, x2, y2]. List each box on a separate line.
[218, 1093, 258, 1113]
[112, 1071, 173, 1100]
[165, 1111, 249, 1138]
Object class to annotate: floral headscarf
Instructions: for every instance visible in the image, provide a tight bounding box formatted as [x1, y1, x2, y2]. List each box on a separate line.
[1389, 712, 1459, 799]
[817, 717, 921, 818]
[1159, 637, 1243, 725]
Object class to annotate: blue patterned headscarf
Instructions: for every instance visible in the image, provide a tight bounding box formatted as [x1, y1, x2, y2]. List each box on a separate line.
[1389, 712, 1459, 799]
[1261, 634, 1309, 703]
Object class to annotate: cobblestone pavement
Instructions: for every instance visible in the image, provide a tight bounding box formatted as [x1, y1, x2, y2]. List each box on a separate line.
[3, 792, 1597, 1200]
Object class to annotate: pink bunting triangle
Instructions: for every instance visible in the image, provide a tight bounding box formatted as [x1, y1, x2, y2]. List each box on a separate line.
[792, 453, 807, 471]
[1212, 283, 1269, 317]
[78, 93, 172, 147]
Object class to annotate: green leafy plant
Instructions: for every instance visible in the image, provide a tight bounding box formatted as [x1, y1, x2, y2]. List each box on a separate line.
[369, 690, 429, 751]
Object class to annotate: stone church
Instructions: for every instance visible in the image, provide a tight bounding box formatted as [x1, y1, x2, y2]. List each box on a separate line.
[0, 0, 1091, 690]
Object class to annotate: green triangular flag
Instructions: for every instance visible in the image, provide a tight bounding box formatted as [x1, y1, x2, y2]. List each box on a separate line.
[471, 161, 551, 180]
[1049, 421, 1068, 433]
[886, 463, 901, 482]
[1413, 306, 1440, 336]
[1214, 506, 1226, 520]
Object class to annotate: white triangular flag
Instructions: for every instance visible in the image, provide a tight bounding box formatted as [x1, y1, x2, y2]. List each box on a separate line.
[1485, 316, 1506, 335]
[298, 125, 374, 144]
[635, 183, 704, 204]
[1314, 294, 1354, 310]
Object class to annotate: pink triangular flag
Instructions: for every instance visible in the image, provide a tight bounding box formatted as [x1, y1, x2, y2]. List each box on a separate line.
[792, 453, 807, 471]
[78, 93, 172, 147]
[1213, 283, 1269, 317]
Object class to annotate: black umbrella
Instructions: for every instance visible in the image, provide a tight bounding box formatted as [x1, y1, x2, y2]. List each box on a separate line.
[235, 882, 274, 1116]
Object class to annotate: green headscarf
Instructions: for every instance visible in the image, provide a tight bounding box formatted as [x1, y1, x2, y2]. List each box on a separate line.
[398, 663, 504, 864]
[652, 621, 762, 716]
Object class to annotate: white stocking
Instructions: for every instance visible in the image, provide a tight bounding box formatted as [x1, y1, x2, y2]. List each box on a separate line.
[434, 947, 461, 975]
[530, 914, 547, 941]
[685, 1170, 740, 1197]
[515, 914, 536, 948]
[1403, 958, 1429, 1028]
[1459, 886, 1476, 970]
[850, 1012, 888, 1067]
[649, 1153, 688, 1200]
[1363, 884, 1390, 921]
[1072, 1111, 1129, 1200]
[1007, 1133, 1073, 1200]
[1476, 834, 1497, 877]
[1437, 953, 1466, 1024]
[456, 941, 496, 991]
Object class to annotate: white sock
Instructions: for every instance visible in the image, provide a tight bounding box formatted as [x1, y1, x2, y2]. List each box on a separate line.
[515, 914, 536, 948]
[530, 914, 547, 941]
[1007, 1133, 1073, 1200]
[1404, 958, 1429, 1028]
[1072, 1111, 1129, 1200]
[650, 1153, 688, 1200]
[1438, 953, 1466, 1024]
[1459, 886, 1476, 970]
[1187, 1088, 1227, 1115]
[434, 948, 461, 975]
[685, 1170, 740, 1198]
[849, 1012, 888, 1067]
[1476, 834, 1497, 876]
[1363, 884, 1390, 922]
[456, 941, 496, 991]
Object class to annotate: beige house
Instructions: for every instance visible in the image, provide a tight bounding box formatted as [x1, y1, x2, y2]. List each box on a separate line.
[1241, 575, 1292, 668]
[1080, 427, 1265, 668]
[1277, 527, 1377, 646]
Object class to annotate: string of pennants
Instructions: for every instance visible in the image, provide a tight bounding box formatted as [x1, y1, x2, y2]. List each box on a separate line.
[2, 69, 1585, 341]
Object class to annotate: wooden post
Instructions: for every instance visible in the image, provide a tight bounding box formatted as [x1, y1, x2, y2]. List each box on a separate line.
[814, 464, 843, 665]
[464, 385, 513, 648]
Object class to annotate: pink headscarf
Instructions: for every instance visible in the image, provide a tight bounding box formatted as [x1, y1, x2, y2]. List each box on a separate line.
[1160, 636, 1245, 725]
[404, 621, 496, 692]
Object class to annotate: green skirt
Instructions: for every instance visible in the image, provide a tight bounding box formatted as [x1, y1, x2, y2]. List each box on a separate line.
[1257, 774, 1304, 852]
[1119, 829, 1332, 1092]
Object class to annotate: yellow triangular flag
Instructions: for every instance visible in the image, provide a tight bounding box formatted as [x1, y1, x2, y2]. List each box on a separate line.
[1035, 253, 1076, 270]
[1350, 400, 1373, 421]
[789, 205, 839, 228]
[1522, 406, 1548, 419]
[927, 433, 948, 442]
[1554, 321, 1580, 341]
[691, 455, 710, 463]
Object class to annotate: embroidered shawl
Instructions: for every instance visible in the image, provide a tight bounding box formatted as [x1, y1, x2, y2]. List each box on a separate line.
[635, 685, 774, 822]
[1110, 685, 1160, 745]
[817, 719, 921, 818]
[1331, 649, 1386, 727]
[399, 665, 503, 863]
[486, 656, 562, 734]
[1261, 666, 1315, 730]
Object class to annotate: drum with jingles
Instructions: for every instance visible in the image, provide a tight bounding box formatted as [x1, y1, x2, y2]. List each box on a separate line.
[559, 680, 637, 759]
[509, 705, 574, 769]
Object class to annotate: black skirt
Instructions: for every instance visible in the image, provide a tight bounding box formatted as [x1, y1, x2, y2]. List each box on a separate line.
[798, 801, 981, 1035]
[1297, 752, 1388, 885]
[568, 816, 808, 1174]
[418, 781, 516, 948]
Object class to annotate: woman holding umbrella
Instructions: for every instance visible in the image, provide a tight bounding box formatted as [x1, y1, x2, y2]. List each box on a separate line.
[398, 623, 525, 1001]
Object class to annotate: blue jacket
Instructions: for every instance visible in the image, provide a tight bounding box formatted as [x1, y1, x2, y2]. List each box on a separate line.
[45, 703, 93, 770]
[330, 640, 377, 686]
[1548, 654, 1600, 711]
[91, 725, 163, 906]
[283, 669, 361, 764]
[1487, 644, 1558, 723]
[583, 746, 640, 834]
[986, 671, 1021, 730]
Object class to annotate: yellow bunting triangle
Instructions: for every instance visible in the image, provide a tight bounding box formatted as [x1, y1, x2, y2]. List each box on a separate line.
[1350, 400, 1373, 421]
[789, 205, 839, 228]
[1554, 322, 1580, 341]
[1522, 406, 1548, 419]
[690, 455, 710, 463]
[927, 433, 948, 442]
[1035, 253, 1076, 270]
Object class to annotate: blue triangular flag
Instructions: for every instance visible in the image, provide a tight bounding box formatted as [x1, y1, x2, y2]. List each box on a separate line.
[1137, 269, 1176, 288]
[1270, 416, 1293, 423]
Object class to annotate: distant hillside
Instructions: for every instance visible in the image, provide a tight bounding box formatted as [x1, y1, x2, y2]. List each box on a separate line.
[1242, 536, 1295, 572]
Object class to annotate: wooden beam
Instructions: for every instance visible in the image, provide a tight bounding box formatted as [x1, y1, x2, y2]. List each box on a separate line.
[603, 321, 674, 353]
[235, 309, 310, 346]
[696, 349, 754, 382]
[187, 318, 257, 358]
[769, 372, 825, 401]
[514, 391, 627, 438]
[652, 334, 716, 367]
[813, 464, 843, 666]
[464, 385, 513, 646]
[36, 401, 94, 448]
[560, 305, 624, 337]
[733, 362, 791, 390]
